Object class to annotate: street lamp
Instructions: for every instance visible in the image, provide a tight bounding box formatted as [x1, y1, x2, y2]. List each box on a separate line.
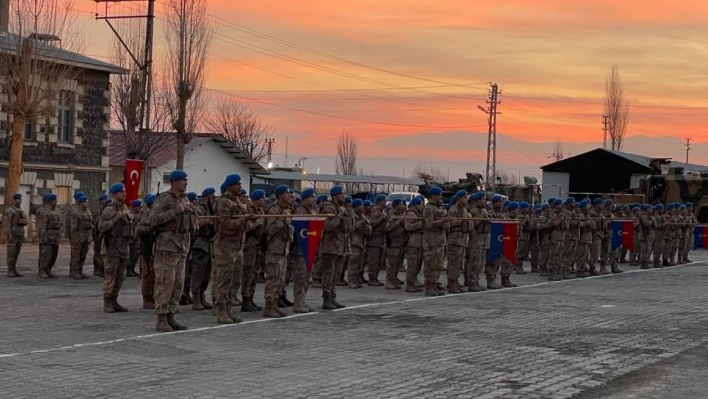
[267, 162, 273, 169]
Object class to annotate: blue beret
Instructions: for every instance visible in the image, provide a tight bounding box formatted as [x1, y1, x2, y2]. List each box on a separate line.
[77, 196, 88, 204]
[548, 197, 556, 204]
[541, 204, 550, 210]
[631, 207, 639, 213]
[632, 203, 640, 209]
[41, 193, 50, 202]
[508, 201, 519, 210]
[622, 205, 629, 210]
[553, 199, 563, 206]
[301, 188, 314, 200]
[145, 194, 156, 205]
[614, 205, 623, 212]
[641, 203, 651, 210]
[385, 205, 393, 211]
[450, 195, 458, 204]
[73, 191, 85, 200]
[352, 199, 363, 207]
[492, 195, 502, 203]
[344, 196, 352, 204]
[519, 201, 530, 209]
[564, 197, 575, 205]
[429, 187, 443, 195]
[686, 202, 693, 207]
[274, 185, 290, 197]
[220, 182, 227, 194]
[416, 195, 425, 202]
[12, 193, 21, 200]
[375, 194, 387, 203]
[223, 174, 242, 188]
[503, 200, 510, 207]
[202, 187, 216, 197]
[603, 199, 613, 206]
[392, 199, 405, 207]
[455, 190, 467, 199]
[679, 205, 687, 210]
[409, 197, 422, 206]
[250, 189, 266, 201]
[168, 169, 188, 181]
[654, 204, 664, 210]
[131, 199, 142, 207]
[363, 200, 374, 207]
[186, 192, 198, 202]
[99, 194, 108, 201]
[667, 203, 675, 210]
[105, 199, 113, 205]
[470, 192, 485, 201]
[109, 183, 125, 194]
[239, 188, 247, 195]
[47, 194, 57, 202]
[592, 198, 602, 205]
[316, 194, 328, 204]
[443, 203, 450, 209]
[330, 185, 343, 196]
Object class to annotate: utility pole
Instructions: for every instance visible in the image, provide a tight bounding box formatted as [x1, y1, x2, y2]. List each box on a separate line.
[265, 138, 275, 164]
[284, 136, 289, 167]
[602, 115, 610, 149]
[478, 83, 501, 192]
[685, 137, 692, 164]
[297, 157, 308, 170]
[549, 152, 563, 162]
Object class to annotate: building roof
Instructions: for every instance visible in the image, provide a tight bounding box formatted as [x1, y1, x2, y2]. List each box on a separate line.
[255, 170, 424, 186]
[541, 148, 708, 174]
[109, 131, 269, 174]
[0, 32, 126, 74]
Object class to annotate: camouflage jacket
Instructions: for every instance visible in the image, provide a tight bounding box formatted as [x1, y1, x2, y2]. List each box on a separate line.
[151, 191, 194, 255]
[69, 205, 94, 243]
[351, 211, 372, 250]
[39, 207, 62, 245]
[548, 208, 565, 241]
[638, 211, 654, 240]
[588, 208, 603, 239]
[446, 203, 469, 247]
[320, 201, 352, 256]
[404, 207, 424, 248]
[367, 207, 387, 248]
[3, 204, 28, 240]
[98, 201, 135, 259]
[386, 209, 407, 248]
[193, 202, 216, 253]
[264, 200, 294, 256]
[517, 212, 531, 242]
[563, 207, 579, 239]
[245, 204, 266, 250]
[578, 210, 594, 244]
[653, 213, 666, 235]
[423, 202, 446, 249]
[215, 192, 249, 250]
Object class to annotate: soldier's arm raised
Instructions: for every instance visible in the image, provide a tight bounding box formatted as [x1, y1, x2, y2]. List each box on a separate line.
[264, 206, 285, 236]
[323, 204, 342, 232]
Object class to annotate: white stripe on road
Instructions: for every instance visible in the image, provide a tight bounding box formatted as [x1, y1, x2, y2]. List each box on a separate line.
[0, 260, 703, 359]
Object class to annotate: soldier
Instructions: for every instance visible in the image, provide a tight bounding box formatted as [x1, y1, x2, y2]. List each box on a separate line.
[241, 189, 267, 313]
[422, 187, 447, 296]
[663, 203, 676, 266]
[289, 188, 318, 312]
[587, 198, 603, 275]
[38, 194, 61, 278]
[136, 194, 157, 309]
[600, 199, 614, 271]
[366, 194, 387, 286]
[487, 196, 511, 288]
[125, 199, 142, 278]
[261, 185, 294, 318]
[357, 200, 374, 285]
[529, 205, 542, 274]
[190, 188, 216, 311]
[93, 194, 109, 277]
[515, 202, 531, 274]
[3, 193, 27, 277]
[69, 195, 93, 279]
[537, 204, 551, 276]
[178, 192, 199, 305]
[547, 198, 565, 281]
[676, 205, 688, 264]
[349, 198, 371, 289]
[652, 204, 666, 268]
[320, 186, 351, 309]
[444, 191, 467, 293]
[465, 191, 488, 292]
[384, 198, 407, 290]
[98, 184, 135, 313]
[620, 204, 632, 264]
[310, 194, 329, 288]
[403, 197, 424, 292]
[575, 200, 593, 278]
[560, 198, 578, 279]
[638, 203, 655, 269]
[683, 203, 695, 263]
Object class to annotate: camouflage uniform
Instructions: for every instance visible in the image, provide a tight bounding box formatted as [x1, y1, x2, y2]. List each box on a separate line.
[638, 209, 655, 269]
[38, 205, 61, 278]
[98, 200, 135, 312]
[560, 205, 579, 277]
[213, 191, 249, 324]
[575, 208, 593, 277]
[515, 210, 531, 273]
[547, 206, 565, 280]
[348, 209, 371, 288]
[537, 209, 550, 275]
[128, 207, 141, 277]
[3, 203, 28, 277]
[93, 201, 108, 277]
[600, 207, 612, 268]
[445, 202, 468, 293]
[587, 206, 602, 275]
[675, 213, 687, 263]
[290, 202, 318, 312]
[262, 200, 294, 317]
[683, 211, 696, 263]
[422, 200, 446, 296]
[663, 211, 676, 266]
[404, 205, 424, 292]
[320, 200, 352, 308]
[652, 211, 666, 268]
[366, 205, 387, 285]
[467, 203, 490, 290]
[190, 201, 215, 309]
[68, 204, 93, 279]
[241, 203, 266, 312]
[136, 205, 156, 309]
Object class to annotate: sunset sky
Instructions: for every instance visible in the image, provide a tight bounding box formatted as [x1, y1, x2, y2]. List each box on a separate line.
[74, 1, 708, 179]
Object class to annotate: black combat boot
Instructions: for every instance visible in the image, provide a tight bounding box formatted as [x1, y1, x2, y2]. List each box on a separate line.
[241, 295, 258, 313]
[126, 266, 138, 277]
[250, 296, 263, 311]
[200, 294, 213, 310]
[225, 304, 243, 323]
[322, 292, 337, 310]
[103, 294, 115, 313]
[486, 277, 502, 290]
[331, 293, 346, 309]
[515, 265, 528, 275]
[501, 275, 517, 288]
[156, 314, 173, 332]
[112, 296, 128, 312]
[166, 313, 188, 331]
[589, 266, 600, 276]
[599, 264, 610, 275]
[277, 295, 287, 308]
[611, 264, 624, 273]
[281, 292, 294, 307]
[548, 270, 562, 282]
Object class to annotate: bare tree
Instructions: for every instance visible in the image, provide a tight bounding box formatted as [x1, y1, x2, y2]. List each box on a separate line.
[162, 0, 215, 169]
[205, 98, 274, 164]
[412, 165, 445, 183]
[497, 171, 518, 185]
[335, 131, 357, 176]
[604, 65, 630, 151]
[0, 0, 83, 205]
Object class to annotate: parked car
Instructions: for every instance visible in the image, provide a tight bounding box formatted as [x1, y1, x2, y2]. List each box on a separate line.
[385, 192, 425, 207]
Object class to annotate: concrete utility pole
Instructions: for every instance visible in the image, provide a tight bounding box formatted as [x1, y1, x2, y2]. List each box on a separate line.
[265, 138, 275, 162]
[284, 136, 289, 167]
[685, 137, 692, 164]
[602, 115, 610, 149]
[478, 83, 501, 193]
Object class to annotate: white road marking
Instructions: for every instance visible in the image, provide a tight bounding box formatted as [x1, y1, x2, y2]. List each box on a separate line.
[0, 260, 703, 359]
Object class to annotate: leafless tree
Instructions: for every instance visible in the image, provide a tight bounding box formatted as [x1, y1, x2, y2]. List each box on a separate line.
[204, 98, 274, 164]
[412, 165, 446, 183]
[0, 0, 83, 205]
[604, 65, 630, 151]
[497, 171, 519, 185]
[162, 0, 215, 169]
[335, 131, 358, 176]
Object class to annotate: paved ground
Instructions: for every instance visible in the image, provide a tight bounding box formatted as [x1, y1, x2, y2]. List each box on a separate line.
[1, 245, 708, 398]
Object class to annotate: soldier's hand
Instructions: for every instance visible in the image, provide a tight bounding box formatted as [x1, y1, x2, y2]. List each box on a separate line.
[175, 203, 185, 215]
[247, 214, 260, 221]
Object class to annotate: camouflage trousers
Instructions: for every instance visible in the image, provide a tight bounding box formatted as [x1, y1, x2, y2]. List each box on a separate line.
[653, 233, 665, 267]
[103, 256, 127, 296]
[663, 236, 674, 264]
[600, 238, 610, 266]
[129, 241, 140, 270]
[320, 253, 343, 295]
[93, 232, 104, 275]
[446, 245, 465, 286]
[561, 237, 578, 272]
[264, 252, 287, 304]
[189, 249, 211, 295]
[516, 239, 530, 269]
[366, 246, 385, 281]
[38, 244, 58, 273]
[639, 237, 653, 267]
[423, 246, 443, 284]
[347, 246, 365, 284]
[404, 246, 423, 284]
[629, 233, 640, 263]
[69, 241, 90, 277]
[6, 237, 22, 274]
[588, 236, 602, 268]
[339, 255, 350, 283]
[610, 247, 621, 266]
[241, 246, 261, 298]
[676, 236, 686, 263]
[574, 241, 591, 272]
[465, 244, 485, 283]
[548, 238, 563, 273]
[212, 243, 244, 307]
[292, 254, 310, 299]
[153, 250, 187, 314]
[684, 232, 692, 261]
[538, 237, 549, 272]
[311, 250, 322, 284]
[140, 255, 155, 298]
[285, 253, 296, 288]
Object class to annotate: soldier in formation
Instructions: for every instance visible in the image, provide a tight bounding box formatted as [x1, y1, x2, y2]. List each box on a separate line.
[3, 193, 28, 277]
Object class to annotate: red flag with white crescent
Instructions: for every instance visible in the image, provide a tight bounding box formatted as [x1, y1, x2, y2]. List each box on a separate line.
[124, 159, 144, 204]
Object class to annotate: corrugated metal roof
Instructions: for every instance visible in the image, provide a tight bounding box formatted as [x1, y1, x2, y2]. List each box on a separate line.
[542, 148, 708, 173]
[255, 170, 423, 186]
[0, 32, 126, 74]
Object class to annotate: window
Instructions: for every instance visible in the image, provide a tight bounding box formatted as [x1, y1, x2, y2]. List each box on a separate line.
[57, 91, 74, 143]
[24, 120, 34, 140]
[163, 173, 171, 185]
[55, 186, 71, 205]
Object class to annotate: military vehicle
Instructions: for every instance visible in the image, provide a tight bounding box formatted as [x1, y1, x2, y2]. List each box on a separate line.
[492, 177, 542, 204]
[418, 173, 482, 204]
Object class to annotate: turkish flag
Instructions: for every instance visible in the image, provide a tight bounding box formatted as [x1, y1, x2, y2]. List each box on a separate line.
[124, 159, 144, 204]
